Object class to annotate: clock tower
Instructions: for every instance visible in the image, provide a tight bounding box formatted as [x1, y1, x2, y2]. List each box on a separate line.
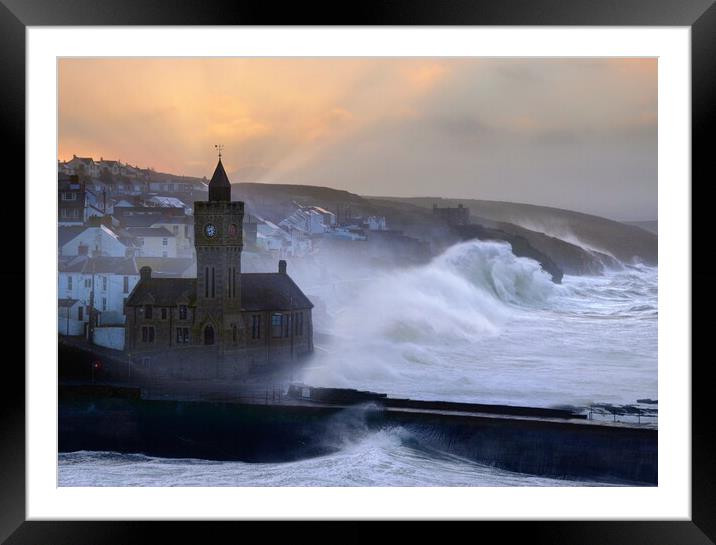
[193, 152, 244, 354]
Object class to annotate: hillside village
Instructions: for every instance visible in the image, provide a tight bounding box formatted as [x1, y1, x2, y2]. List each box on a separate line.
[58, 155, 435, 350]
[58, 154, 659, 355]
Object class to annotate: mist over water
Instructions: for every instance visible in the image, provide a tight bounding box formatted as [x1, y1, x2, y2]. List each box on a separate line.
[60, 239, 656, 487]
[302, 239, 657, 408]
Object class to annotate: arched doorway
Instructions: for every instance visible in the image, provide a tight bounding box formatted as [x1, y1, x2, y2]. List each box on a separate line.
[204, 325, 215, 345]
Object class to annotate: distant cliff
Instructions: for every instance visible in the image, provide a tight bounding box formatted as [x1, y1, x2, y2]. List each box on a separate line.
[379, 196, 657, 267]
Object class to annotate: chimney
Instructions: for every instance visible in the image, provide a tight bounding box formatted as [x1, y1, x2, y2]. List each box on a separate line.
[140, 266, 152, 281]
[278, 260, 287, 274]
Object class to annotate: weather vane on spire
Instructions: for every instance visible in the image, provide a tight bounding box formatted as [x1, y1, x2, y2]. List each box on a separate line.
[214, 144, 224, 160]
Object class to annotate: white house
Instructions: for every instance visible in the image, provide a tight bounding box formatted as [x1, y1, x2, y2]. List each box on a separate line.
[149, 216, 194, 258]
[59, 225, 133, 258]
[255, 217, 289, 252]
[58, 255, 140, 328]
[307, 206, 337, 227]
[63, 155, 100, 178]
[280, 206, 331, 235]
[124, 227, 177, 258]
[58, 298, 85, 336]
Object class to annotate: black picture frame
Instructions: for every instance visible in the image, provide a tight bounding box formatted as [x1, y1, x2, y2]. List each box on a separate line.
[2, 1, 711, 543]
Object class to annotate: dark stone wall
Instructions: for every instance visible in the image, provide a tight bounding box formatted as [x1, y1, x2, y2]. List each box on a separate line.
[58, 397, 657, 484]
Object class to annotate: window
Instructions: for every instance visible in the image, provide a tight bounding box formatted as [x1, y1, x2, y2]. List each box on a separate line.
[204, 325, 214, 345]
[144, 305, 152, 319]
[67, 276, 72, 290]
[176, 327, 189, 344]
[232, 323, 237, 343]
[123, 276, 129, 293]
[61, 192, 77, 201]
[227, 267, 236, 298]
[162, 238, 168, 246]
[283, 314, 290, 337]
[172, 226, 179, 235]
[102, 297, 107, 311]
[102, 276, 107, 291]
[179, 305, 188, 320]
[77, 306, 83, 321]
[161, 308, 167, 320]
[141, 326, 155, 343]
[251, 315, 261, 339]
[271, 313, 283, 338]
[85, 278, 91, 288]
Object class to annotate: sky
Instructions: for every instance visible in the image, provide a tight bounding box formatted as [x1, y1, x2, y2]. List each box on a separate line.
[59, 58, 657, 221]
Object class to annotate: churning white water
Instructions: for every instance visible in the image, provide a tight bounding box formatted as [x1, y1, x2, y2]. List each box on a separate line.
[59, 439, 615, 487]
[59, 239, 656, 487]
[302, 239, 657, 409]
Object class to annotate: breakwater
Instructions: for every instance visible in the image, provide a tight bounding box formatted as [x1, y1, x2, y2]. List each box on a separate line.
[59, 384, 657, 485]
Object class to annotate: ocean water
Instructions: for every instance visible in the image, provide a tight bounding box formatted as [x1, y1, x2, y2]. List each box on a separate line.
[58, 434, 616, 487]
[303, 239, 658, 409]
[59, 239, 657, 486]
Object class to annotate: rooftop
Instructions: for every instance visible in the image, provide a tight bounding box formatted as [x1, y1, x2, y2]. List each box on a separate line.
[125, 271, 313, 311]
[125, 227, 175, 237]
[58, 255, 139, 275]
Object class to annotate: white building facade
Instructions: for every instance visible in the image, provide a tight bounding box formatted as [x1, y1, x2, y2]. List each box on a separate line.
[58, 256, 140, 329]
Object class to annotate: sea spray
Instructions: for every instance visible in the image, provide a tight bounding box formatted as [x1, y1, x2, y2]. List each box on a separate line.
[302, 239, 657, 409]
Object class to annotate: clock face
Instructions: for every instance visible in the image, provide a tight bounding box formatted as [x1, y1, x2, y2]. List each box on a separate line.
[204, 223, 217, 238]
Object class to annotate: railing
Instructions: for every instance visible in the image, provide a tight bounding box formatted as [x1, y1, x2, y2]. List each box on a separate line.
[586, 403, 658, 424]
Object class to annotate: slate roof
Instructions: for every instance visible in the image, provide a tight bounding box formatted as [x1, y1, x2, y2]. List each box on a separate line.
[117, 215, 164, 228]
[58, 226, 88, 248]
[134, 257, 194, 277]
[210, 159, 231, 188]
[124, 272, 312, 311]
[241, 273, 313, 311]
[208, 159, 231, 201]
[58, 255, 139, 275]
[125, 227, 175, 237]
[126, 278, 196, 306]
[150, 216, 193, 225]
[147, 196, 186, 208]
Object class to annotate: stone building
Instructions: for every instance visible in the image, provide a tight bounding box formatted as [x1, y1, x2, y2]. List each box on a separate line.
[58, 173, 86, 225]
[432, 203, 470, 226]
[124, 158, 313, 377]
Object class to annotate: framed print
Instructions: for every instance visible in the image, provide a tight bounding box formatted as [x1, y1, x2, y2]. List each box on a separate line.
[2, 1, 712, 543]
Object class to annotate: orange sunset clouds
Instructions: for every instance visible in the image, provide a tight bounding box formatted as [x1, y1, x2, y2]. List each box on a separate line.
[59, 58, 656, 220]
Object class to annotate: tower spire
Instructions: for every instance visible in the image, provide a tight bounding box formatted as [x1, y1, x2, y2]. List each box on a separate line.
[208, 146, 231, 202]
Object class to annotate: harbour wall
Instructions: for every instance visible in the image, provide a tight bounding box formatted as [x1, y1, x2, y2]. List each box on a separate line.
[59, 391, 657, 485]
